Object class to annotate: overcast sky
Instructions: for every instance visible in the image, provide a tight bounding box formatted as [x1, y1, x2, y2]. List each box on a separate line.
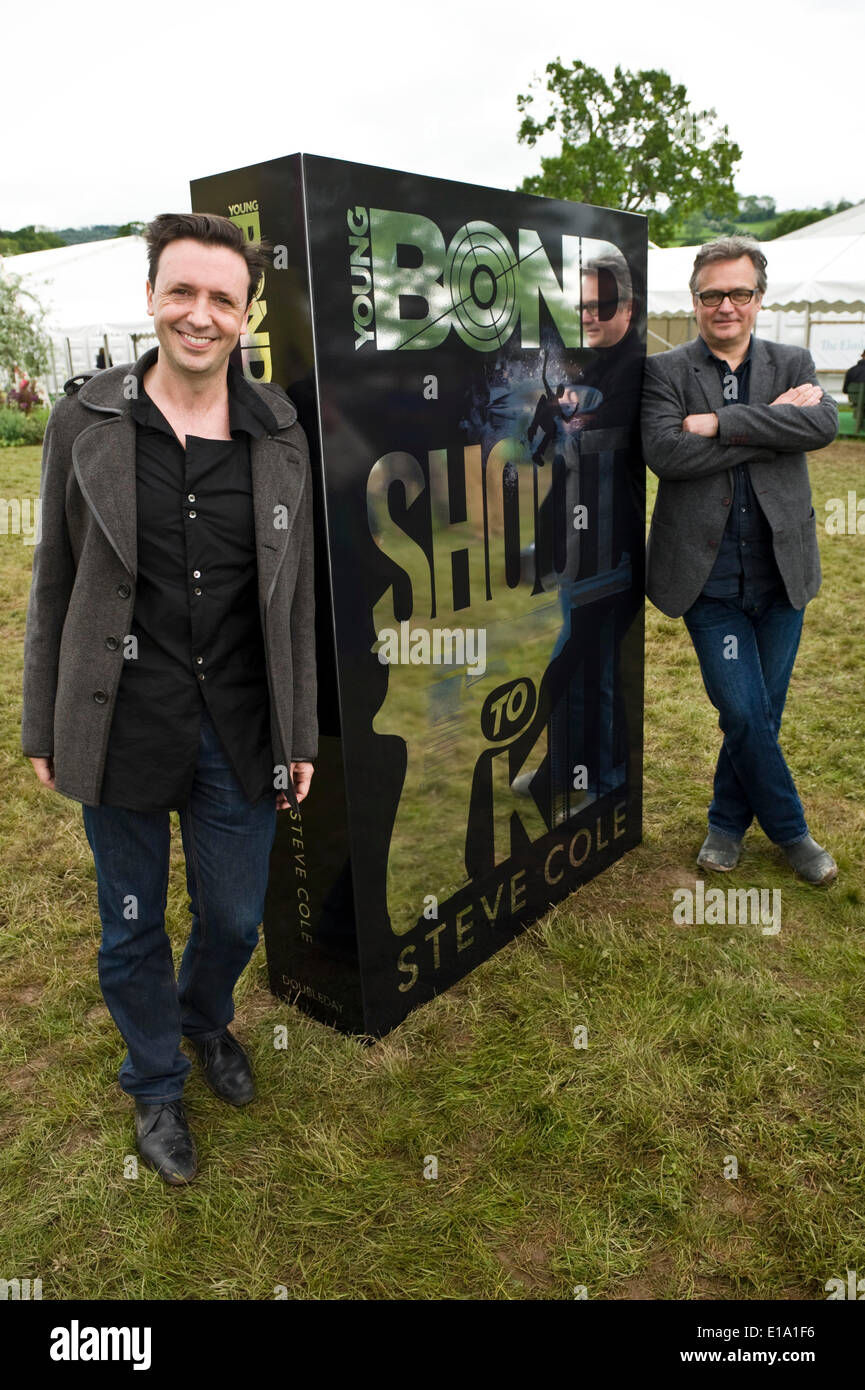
[4, 0, 862, 230]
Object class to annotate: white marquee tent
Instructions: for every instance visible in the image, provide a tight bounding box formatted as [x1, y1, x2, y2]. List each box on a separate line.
[1, 236, 155, 393]
[647, 235, 865, 316]
[646, 233, 865, 386]
[3, 224, 864, 395]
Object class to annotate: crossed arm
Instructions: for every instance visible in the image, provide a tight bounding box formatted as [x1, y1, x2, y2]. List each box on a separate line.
[642, 354, 838, 482]
[682, 382, 824, 436]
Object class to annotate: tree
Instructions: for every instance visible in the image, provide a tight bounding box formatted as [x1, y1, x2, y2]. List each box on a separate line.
[0, 224, 65, 256]
[0, 270, 50, 382]
[517, 61, 742, 244]
[761, 208, 825, 240]
[760, 200, 855, 241]
[737, 194, 776, 223]
[673, 208, 739, 246]
[116, 221, 146, 238]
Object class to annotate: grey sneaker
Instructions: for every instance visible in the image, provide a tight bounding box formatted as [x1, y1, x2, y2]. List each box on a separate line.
[781, 834, 838, 885]
[697, 828, 744, 872]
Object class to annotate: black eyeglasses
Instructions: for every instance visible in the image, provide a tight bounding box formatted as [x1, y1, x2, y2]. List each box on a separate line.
[582, 299, 619, 318]
[695, 288, 758, 307]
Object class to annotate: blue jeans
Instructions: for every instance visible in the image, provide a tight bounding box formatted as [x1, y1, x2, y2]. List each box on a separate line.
[82, 707, 277, 1103]
[682, 585, 809, 846]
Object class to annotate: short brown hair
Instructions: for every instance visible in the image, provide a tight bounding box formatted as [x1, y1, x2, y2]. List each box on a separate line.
[689, 236, 768, 297]
[584, 250, 633, 305]
[144, 212, 269, 306]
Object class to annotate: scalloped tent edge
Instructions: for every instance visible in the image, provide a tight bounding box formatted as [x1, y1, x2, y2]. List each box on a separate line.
[646, 235, 865, 315]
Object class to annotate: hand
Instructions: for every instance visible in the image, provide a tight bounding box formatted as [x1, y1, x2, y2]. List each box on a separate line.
[770, 382, 823, 407]
[29, 756, 55, 790]
[682, 412, 719, 437]
[276, 760, 314, 810]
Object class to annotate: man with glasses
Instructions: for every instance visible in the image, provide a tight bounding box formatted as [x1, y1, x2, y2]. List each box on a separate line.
[578, 254, 644, 428]
[641, 236, 838, 885]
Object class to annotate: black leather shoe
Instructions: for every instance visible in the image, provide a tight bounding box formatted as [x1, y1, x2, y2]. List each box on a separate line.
[134, 1100, 197, 1185]
[188, 1029, 255, 1106]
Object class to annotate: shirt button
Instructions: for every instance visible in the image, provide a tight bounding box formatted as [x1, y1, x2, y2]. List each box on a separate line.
[195, 656, 204, 665]
[197, 673, 206, 681]
[188, 510, 197, 519]
[193, 570, 201, 579]
[117, 583, 131, 598]
[193, 587, 202, 596]
[105, 636, 119, 651]
[93, 690, 108, 704]
[188, 493, 196, 502]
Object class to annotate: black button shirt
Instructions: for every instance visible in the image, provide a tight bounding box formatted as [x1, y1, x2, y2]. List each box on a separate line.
[700, 336, 782, 598]
[98, 364, 277, 811]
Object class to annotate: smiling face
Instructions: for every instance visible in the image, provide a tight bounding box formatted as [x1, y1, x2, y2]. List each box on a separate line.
[145, 238, 250, 384]
[693, 255, 763, 361]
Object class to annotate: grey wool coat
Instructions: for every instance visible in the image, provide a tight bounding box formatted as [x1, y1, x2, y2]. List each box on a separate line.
[641, 337, 839, 618]
[21, 349, 318, 809]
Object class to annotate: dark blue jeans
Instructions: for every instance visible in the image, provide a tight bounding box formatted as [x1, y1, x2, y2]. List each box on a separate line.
[82, 707, 277, 1103]
[682, 585, 809, 846]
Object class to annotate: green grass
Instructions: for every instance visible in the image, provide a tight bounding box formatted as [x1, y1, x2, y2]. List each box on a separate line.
[1, 442, 864, 1300]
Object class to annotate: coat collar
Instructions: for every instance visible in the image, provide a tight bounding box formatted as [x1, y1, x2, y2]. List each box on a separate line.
[687, 334, 773, 412]
[75, 346, 298, 432]
[71, 349, 305, 602]
[76, 346, 297, 430]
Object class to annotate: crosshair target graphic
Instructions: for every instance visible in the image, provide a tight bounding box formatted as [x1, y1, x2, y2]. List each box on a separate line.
[444, 222, 520, 351]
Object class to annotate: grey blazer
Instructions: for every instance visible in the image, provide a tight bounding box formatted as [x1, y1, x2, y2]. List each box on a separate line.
[641, 336, 838, 617]
[21, 352, 318, 809]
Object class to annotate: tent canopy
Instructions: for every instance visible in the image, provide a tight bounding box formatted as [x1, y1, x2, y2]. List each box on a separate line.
[4, 227, 863, 337]
[0, 235, 152, 337]
[647, 234, 865, 316]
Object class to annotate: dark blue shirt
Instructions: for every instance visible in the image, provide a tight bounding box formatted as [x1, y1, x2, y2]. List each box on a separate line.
[699, 337, 781, 599]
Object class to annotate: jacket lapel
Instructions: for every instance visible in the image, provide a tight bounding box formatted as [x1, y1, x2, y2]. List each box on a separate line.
[688, 339, 725, 414]
[72, 350, 305, 605]
[251, 434, 306, 610]
[690, 334, 771, 412]
[749, 336, 774, 405]
[72, 350, 159, 578]
[72, 412, 138, 577]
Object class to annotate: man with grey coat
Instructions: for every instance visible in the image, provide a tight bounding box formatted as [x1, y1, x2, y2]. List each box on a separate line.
[21, 213, 317, 1185]
[641, 236, 837, 886]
